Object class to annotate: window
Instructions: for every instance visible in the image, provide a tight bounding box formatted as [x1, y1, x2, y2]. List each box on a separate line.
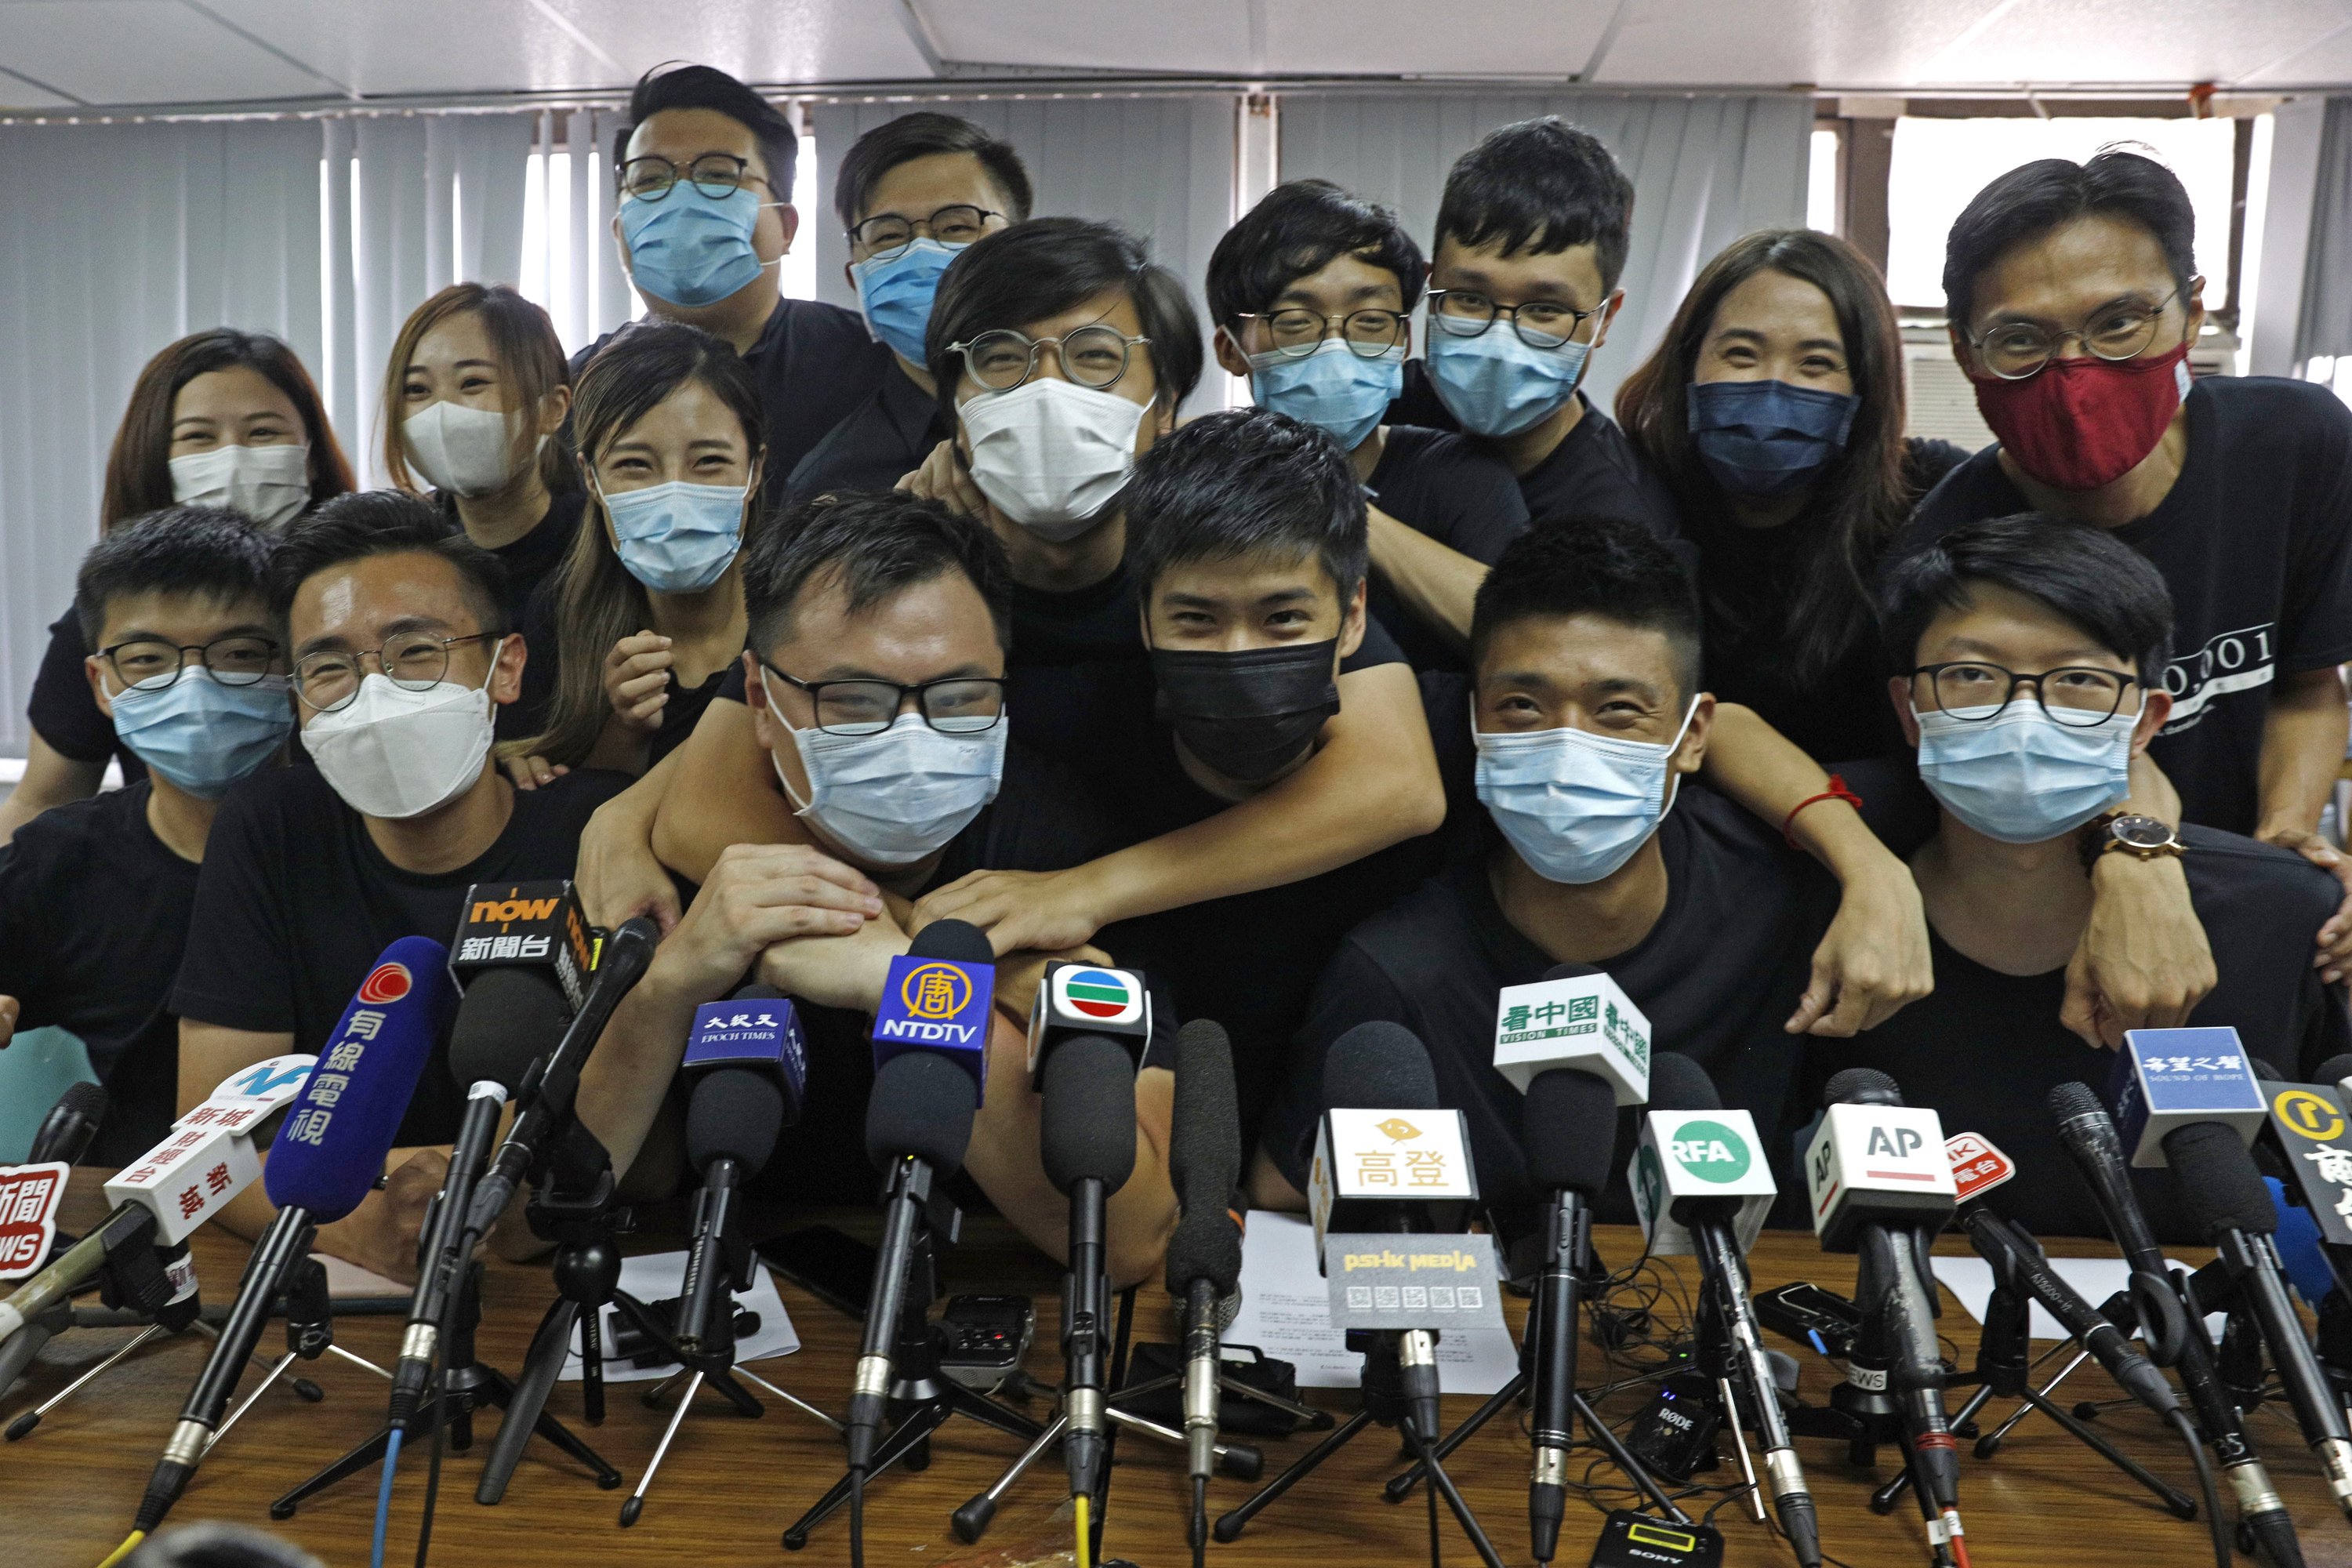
[1807, 125, 1842, 234]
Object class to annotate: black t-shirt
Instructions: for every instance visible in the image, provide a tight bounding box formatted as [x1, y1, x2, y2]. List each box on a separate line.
[1808, 826, 2352, 1244]
[169, 767, 628, 1147]
[1366, 425, 1532, 673]
[572, 299, 894, 515]
[0, 782, 198, 1163]
[649, 667, 727, 769]
[1261, 785, 1838, 1234]
[1900, 376, 2352, 835]
[785, 364, 948, 509]
[27, 608, 145, 782]
[467, 489, 586, 744]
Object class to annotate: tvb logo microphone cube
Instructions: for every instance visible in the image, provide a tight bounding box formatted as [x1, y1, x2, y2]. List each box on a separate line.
[1026, 960, 1151, 1082]
[872, 953, 996, 1099]
[1629, 1109, 1777, 1258]
[2107, 1025, 2264, 1168]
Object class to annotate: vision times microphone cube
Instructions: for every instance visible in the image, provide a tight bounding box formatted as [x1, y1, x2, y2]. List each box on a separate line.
[1630, 1109, 1778, 1257]
[1490, 971, 1651, 1103]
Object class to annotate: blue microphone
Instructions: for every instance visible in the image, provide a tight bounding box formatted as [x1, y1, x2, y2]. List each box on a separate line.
[135, 936, 452, 1534]
[675, 984, 804, 1355]
[869, 920, 996, 1102]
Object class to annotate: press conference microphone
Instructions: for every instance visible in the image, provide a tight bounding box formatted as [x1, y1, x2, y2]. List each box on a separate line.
[1042, 1027, 1136, 1507]
[1165, 1018, 1243, 1515]
[1522, 1062, 1616, 1565]
[2049, 1080, 2301, 1568]
[1645, 1054, 1818, 1568]
[29, 1080, 107, 1167]
[2165, 1120, 2352, 1521]
[676, 984, 803, 1355]
[131, 937, 449, 1540]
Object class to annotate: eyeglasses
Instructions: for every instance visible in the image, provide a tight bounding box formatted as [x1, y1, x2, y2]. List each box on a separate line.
[948, 326, 1149, 393]
[1235, 307, 1407, 359]
[101, 635, 281, 691]
[617, 153, 774, 202]
[760, 658, 1006, 736]
[1908, 662, 2142, 727]
[1426, 289, 1603, 350]
[1965, 286, 2189, 380]
[848, 205, 999, 258]
[293, 632, 495, 713]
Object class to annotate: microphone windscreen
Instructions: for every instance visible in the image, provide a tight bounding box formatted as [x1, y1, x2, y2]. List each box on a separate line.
[2252, 1058, 2286, 1081]
[1324, 1021, 1437, 1113]
[448, 966, 571, 1093]
[1646, 1052, 1722, 1112]
[687, 1068, 786, 1177]
[1165, 1208, 1245, 1299]
[265, 935, 454, 1221]
[907, 918, 996, 964]
[1541, 961, 1601, 981]
[866, 1050, 978, 1174]
[1169, 1019, 1241, 1206]
[31, 1080, 109, 1164]
[2049, 1079, 2104, 1121]
[1523, 1069, 1617, 1196]
[2317, 1054, 2352, 1085]
[1041, 1035, 1138, 1194]
[1824, 1067, 1903, 1108]
[2163, 1121, 2278, 1239]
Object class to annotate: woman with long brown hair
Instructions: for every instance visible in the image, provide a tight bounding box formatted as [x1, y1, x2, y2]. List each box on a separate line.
[1617, 229, 1966, 761]
[2, 329, 351, 842]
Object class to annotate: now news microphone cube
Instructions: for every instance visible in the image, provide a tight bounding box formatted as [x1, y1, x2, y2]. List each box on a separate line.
[871, 952, 996, 1102]
[1804, 1102, 1955, 1251]
[1306, 1107, 1479, 1262]
[2108, 1026, 2264, 1169]
[1490, 971, 1650, 1104]
[685, 996, 808, 1123]
[450, 879, 593, 1010]
[2257, 1076, 2352, 1245]
[1629, 1109, 1777, 1258]
[1025, 960, 1151, 1084]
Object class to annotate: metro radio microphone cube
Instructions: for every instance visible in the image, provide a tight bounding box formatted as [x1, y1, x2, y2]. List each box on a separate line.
[2108, 1025, 2265, 1169]
[1630, 1108, 1777, 1258]
[871, 950, 996, 1102]
[1803, 1103, 1955, 1252]
[449, 878, 593, 1011]
[1490, 971, 1651, 1104]
[1027, 960, 1151, 1084]
[2258, 1074, 2352, 1247]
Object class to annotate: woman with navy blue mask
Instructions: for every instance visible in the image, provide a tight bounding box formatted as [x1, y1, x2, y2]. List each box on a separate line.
[503, 322, 766, 782]
[1618, 229, 1969, 763]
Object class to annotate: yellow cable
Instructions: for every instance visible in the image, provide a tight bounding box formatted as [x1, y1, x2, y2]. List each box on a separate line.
[96, 1530, 145, 1568]
[1073, 1492, 1092, 1568]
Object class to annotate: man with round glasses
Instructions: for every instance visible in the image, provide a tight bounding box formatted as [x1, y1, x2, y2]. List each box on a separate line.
[168, 493, 626, 1283]
[1809, 514, 2350, 1243]
[0, 507, 286, 1161]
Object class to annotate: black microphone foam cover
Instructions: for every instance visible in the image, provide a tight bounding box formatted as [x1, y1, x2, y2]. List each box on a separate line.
[1646, 1052, 1722, 1112]
[449, 966, 572, 1093]
[1824, 1067, 1903, 1108]
[866, 1051, 978, 1174]
[2164, 1121, 2279, 1240]
[2252, 1058, 2286, 1081]
[1523, 1069, 1617, 1197]
[907, 917, 996, 964]
[30, 1080, 108, 1165]
[1324, 1021, 1437, 1113]
[53, 1079, 108, 1124]
[687, 1068, 786, 1178]
[2317, 1054, 2352, 1085]
[2049, 1079, 2104, 1122]
[1541, 961, 1600, 981]
[1169, 1019, 1241, 1204]
[1041, 1035, 1138, 1194]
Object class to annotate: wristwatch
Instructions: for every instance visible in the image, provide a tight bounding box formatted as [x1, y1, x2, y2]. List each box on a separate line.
[2077, 810, 2185, 872]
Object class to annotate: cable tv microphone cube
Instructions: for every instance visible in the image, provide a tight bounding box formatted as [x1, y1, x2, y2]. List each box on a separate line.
[870, 951, 995, 1102]
[684, 992, 808, 1124]
[2108, 1026, 2265, 1169]
[449, 878, 593, 1011]
[1804, 1102, 1955, 1251]
[1026, 960, 1150, 1084]
[1490, 971, 1651, 1104]
[1629, 1108, 1777, 1257]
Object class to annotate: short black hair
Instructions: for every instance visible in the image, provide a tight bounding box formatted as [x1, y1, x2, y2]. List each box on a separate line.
[267, 491, 509, 641]
[925, 218, 1203, 425]
[1435, 117, 1634, 292]
[1204, 179, 1426, 331]
[1472, 517, 1701, 701]
[1878, 513, 2174, 679]
[1943, 149, 2196, 331]
[75, 506, 275, 648]
[832, 111, 1033, 233]
[743, 489, 1013, 656]
[125, 1521, 323, 1568]
[615, 63, 799, 204]
[1124, 408, 1368, 603]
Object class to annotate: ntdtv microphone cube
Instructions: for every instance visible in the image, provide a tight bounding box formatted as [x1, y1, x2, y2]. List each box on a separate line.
[872, 951, 996, 1101]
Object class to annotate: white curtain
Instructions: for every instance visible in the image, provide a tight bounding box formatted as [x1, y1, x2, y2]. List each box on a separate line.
[811, 95, 1236, 416]
[1276, 92, 1814, 414]
[2295, 98, 2352, 366]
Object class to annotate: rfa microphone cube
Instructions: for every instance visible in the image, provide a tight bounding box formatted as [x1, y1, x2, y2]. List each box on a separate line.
[871, 951, 996, 1101]
[1804, 1103, 1955, 1251]
[685, 995, 808, 1123]
[2109, 1026, 2264, 1169]
[450, 878, 593, 1010]
[2256, 1075, 2352, 1244]
[1306, 1106, 1479, 1261]
[1490, 971, 1651, 1103]
[1629, 1109, 1777, 1257]
[1026, 960, 1150, 1083]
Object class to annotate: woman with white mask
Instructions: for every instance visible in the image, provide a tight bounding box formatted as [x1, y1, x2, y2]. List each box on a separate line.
[502, 321, 766, 786]
[3, 330, 352, 844]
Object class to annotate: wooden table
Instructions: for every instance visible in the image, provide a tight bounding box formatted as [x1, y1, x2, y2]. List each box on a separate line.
[5, 1174, 2349, 1568]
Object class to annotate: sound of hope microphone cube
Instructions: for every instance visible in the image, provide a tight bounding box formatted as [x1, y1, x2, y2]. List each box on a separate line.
[2107, 1025, 2265, 1168]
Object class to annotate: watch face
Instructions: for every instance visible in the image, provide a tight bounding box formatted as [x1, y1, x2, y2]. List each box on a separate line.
[2114, 815, 2173, 849]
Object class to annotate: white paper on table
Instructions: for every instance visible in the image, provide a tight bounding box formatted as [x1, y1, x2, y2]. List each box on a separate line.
[1931, 1254, 2224, 1342]
[1229, 1210, 1519, 1392]
[319, 1254, 408, 1300]
[557, 1250, 800, 1382]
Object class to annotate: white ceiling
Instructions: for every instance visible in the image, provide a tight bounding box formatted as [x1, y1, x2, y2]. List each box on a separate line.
[2, 0, 2348, 112]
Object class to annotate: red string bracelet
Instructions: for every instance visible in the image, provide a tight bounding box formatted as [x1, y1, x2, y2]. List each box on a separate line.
[1782, 772, 1863, 850]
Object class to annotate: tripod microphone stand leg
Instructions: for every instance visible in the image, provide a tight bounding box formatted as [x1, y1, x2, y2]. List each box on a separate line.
[782, 1397, 961, 1548]
[619, 1368, 704, 1527]
[1214, 1406, 1376, 1542]
[1570, 1392, 1693, 1525]
[475, 1294, 581, 1504]
[1400, 1414, 1507, 1568]
[5, 1323, 172, 1440]
[951, 1412, 1065, 1542]
[1718, 1373, 1768, 1525]
[735, 1367, 846, 1432]
[1385, 1370, 1528, 1501]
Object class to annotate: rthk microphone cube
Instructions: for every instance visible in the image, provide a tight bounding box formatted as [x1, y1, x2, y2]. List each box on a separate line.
[1629, 1109, 1777, 1257]
[1944, 1131, 2018, 1206]
[1804, 1103, 1955, 1251]
[1306, 1106, 1479, 1262]
[872, 952, 996, 1101]
[685, 996, 808, 1121]
[2108, 1025, 2265, 1169]
[1026, 960, 1151, 1084]
[1490, 971, 1651, 1103]
[449, 878, 593, 1010]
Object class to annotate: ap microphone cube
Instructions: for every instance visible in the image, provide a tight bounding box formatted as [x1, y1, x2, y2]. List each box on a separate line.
[2108, 1026, 2265, 1169]
[449, 878, 593, 1011]
[1490, 971, 1651, 1104]
[1026, 960, 1150, 1084]
[684, 989, 808, 1125]
[1804, 1103, 1955, 1251]
[870, 951, 995, 1102]
[1629, 1109, 1777, 1258]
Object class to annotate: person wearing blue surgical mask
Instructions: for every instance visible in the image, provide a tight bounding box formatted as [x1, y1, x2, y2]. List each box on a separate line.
[1802, 514, 2351, 1246]
[1207, 180, 1528, 674]
[504, 321, 766, 785]
[0, 506, 289, 1161]
[787, 113, 1031, 506]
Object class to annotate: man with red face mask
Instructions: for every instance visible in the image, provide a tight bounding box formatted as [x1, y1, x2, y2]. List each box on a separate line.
[1900, 149, 2352, 982]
